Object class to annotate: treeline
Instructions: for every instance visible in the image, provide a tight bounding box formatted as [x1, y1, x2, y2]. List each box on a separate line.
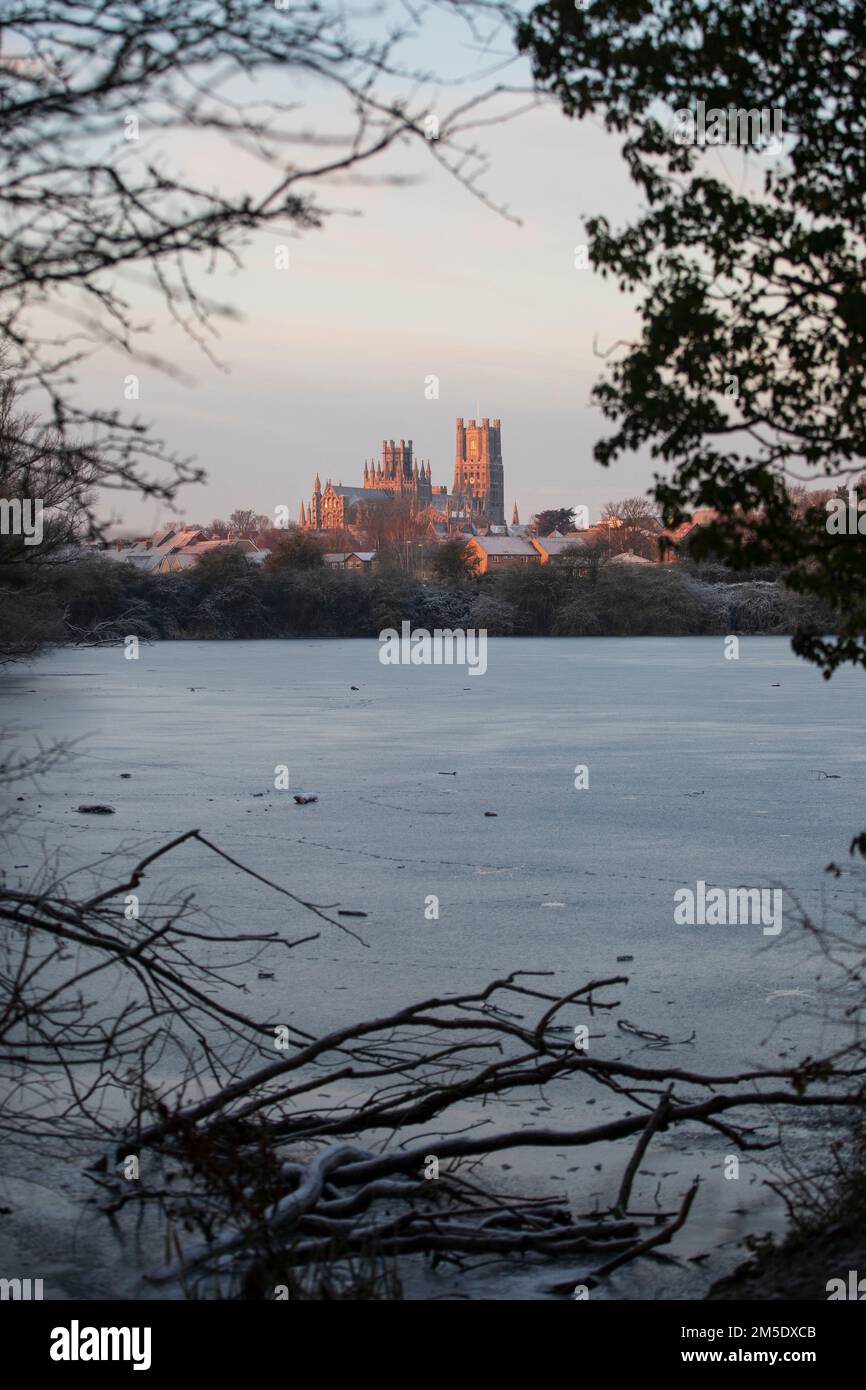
[1, 547, 837, 653]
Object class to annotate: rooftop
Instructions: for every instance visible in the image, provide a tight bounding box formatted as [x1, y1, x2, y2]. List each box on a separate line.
[531, 534, 588, 553]
[469, 536, 537, 555]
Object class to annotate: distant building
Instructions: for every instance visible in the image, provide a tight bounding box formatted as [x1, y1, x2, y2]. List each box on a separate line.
[464, 536, 540, 574]
[659, 508, 718, 561]
[322, 551, 377, 572]
[306, 438, 433, 532]
[530, 535, 589, 563]
[608, 551, 653, 566]
[105, 525, 265, 572]
[453, 417, 505, 527]
[303, 417, 507, 536]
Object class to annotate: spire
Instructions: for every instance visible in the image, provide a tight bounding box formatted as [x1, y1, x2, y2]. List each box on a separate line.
[512, 501, 519, 525]
[299, 500, 306, 527]
[313, 473, 321, 493]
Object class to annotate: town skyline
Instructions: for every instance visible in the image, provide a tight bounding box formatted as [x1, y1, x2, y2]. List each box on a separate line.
[102, 408, 610, 539]
[77, 89, 668, 536]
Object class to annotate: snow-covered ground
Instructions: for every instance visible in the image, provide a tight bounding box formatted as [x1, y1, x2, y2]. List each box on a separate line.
[2, 636, 863, 1299]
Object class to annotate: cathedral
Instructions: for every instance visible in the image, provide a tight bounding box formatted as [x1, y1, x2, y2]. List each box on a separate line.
[301, 417, 506, 534]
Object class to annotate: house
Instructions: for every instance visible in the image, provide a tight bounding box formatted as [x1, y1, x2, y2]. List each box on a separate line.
[107, 525, 264, 572]
[464, 536, 540, 574]
[530, 535, 589, 563]
[155, 538, 260, 573]
[322, 551, 377, 572]
[659, 508, 719, 561]
[608, 550, 653, 566]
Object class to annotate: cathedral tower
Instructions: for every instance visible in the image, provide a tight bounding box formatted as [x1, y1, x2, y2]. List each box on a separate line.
[453, 417, 504, 526]
[381, 438, 413, 486]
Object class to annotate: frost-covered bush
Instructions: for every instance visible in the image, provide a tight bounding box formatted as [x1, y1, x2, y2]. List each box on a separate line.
[410, 586, 474, 631]
[468, 593, 519, 636]
[590, 566, 708, 634]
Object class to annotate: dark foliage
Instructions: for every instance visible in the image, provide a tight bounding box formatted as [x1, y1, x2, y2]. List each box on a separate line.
[0, 553, 838, 648]
[531, 507, 577, 536]
[517, 0, 866, 676]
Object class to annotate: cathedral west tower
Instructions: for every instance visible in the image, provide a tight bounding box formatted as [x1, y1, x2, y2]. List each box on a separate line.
[453, 417, 505, 527]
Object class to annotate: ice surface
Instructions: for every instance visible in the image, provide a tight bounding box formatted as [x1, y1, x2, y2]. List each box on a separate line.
[2, 636, 863, 1299]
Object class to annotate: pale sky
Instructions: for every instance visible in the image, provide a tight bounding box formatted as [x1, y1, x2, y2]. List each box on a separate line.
[45, 5, 772, 533]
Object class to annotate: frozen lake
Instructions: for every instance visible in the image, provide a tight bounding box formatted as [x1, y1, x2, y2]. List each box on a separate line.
[2, 636, 864, 1298]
